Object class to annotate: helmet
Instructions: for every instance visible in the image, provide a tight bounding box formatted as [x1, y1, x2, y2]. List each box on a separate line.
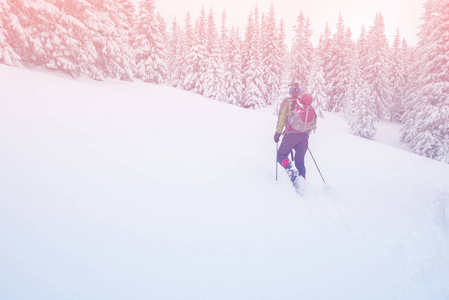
[301, 93, 313, 105]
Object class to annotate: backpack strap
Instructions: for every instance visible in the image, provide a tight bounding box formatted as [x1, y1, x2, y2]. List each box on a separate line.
[287, 99, 297, 125]
[304, 105, 310, 132]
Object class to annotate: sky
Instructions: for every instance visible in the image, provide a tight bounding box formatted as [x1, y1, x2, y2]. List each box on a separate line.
[149, 0, 425, 46]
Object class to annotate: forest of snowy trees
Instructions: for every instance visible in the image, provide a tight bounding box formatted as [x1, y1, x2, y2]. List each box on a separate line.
[0, 0, 448, 163]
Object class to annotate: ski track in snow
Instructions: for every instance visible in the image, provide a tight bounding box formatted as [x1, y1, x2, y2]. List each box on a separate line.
[301, 184, 351, 234]
[297, 180, 449, 299]
[300, 183, 394, 255]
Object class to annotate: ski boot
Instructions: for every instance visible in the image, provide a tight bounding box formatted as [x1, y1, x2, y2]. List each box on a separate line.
[283, 160, 298, 182]
[282, 160, 304, 193]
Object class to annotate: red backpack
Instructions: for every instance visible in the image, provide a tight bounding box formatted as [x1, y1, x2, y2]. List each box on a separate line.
[287, 94, 317, 133]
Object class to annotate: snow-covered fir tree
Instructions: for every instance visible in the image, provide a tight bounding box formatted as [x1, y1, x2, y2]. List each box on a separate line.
[399, 40, 416, 142]
[400, 52, 420, 150]
[242, 8, 266, 109]
[203, 9, 226, 101]
[219, 9, 231, 93]
[4, 0, 46, 65]
[388, 29, 406, 122]
[261, 4, 283, 105]
[277, 19, 288, 86]
[172, 12, 193, 89]
[357, 25, 368, 78]
[167, 18, 181, 86]
[157, 13, 168, 42]
[133, 0, 168, 84]
[183, 41, 208, 95]
[272, 18, 289, 114]
[307, 53, 326, 118]
[118, 0, 136, 79]
[345, 57, 358, 122]
[183, 8, 208, 95]
[365, 12, 391, 120]
[220, 9, 229, 56]
[401, 0, 449, 163]
[92, 0, 135, 81]
[0, 0, 20, 65]
[400, 37, 412, 104]
[327, 14, 351, 112]
[51, 0, 102, 79]
[2, 0, 92, 76]
[224, 27, 244, 106]
[348, 64, 377, 139]
[317, 23, 333, 111]
[290, 11, 313, 92]
[350, 81, 377, 139]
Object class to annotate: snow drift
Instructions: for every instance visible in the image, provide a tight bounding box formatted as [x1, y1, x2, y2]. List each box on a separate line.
[1, 64, 449, 300]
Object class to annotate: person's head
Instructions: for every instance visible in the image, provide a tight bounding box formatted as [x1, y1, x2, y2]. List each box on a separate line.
[289, 82, 300, 99]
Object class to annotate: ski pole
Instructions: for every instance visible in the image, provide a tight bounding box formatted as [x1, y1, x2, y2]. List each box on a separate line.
[276, 142, 279, 181]
[308, 147, 326, 184]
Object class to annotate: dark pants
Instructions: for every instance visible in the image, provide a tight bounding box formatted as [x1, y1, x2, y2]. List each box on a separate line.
[277, 132, 309, 177]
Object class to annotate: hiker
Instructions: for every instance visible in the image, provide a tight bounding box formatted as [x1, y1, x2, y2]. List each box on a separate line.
[274, 83, 317, 186]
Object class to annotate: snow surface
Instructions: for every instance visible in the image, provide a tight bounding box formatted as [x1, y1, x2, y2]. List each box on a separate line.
[1, 64, 449, 300]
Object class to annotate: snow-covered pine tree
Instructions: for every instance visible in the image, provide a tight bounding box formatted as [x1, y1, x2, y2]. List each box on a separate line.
[261, 3, 282, 106]
[345, 55, 358, 123]
[0, 0, 20, 65]
[400, 51, 420, 149]
[290, 11, 313, 91]
[400, 38, 412, 101]
[348, 65, 377, 139]
[119, 0, 135, 25]
[183, 42, 208, 95]
[307, 53, 326, 118]
[365, 12, 391, 120]
[224, 27, 244, 106]
[183, 8, 208, 95]
[357, 25, 368, 78]
[343, 27, 356, 109]
[117, 0, 136, 79]
[242, 9, 266, 109]
[388, 29, 406, 122]
[4, 0, 47, 65]
[92, 0, 135, 81]
[272, 18, 289, 114]
[203, 9, 226, 101]
[133, 0, 168, 84]
[36, 0, 70, 71]
[317, 23, 333, 111]
[167, 18, 181, 86]
[400, 2, 431, 151]
[399, 39, 416, 142]
[7, 0, 96, 78]
[401, 0, 449, 163]
[327, 14, 351, 112]
[52, 0, 102, 79]
[277, 19, 288, 86]
[220, 9, 229, 59]
[157, 12, 168, 42]
[172, 12, 193, 89]
[350, 81, 377, 139]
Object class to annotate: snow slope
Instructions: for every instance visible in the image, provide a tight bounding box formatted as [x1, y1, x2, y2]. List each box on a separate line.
[1, 64, 449, 300]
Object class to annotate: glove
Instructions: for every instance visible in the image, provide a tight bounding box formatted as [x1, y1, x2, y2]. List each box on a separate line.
[274, 132, 281, 143]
